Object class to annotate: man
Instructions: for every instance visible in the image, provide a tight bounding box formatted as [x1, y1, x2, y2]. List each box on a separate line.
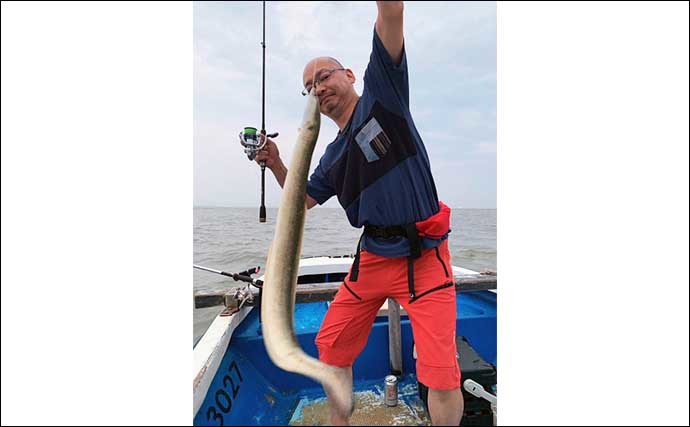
[256, 2, 463, 425]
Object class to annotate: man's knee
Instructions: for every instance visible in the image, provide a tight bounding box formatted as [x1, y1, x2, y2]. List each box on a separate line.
[428, 386, 464, 408]
[429, 386, 462, 398]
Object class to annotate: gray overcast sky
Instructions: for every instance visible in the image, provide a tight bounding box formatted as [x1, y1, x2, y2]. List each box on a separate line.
[194, 1, 496, 209]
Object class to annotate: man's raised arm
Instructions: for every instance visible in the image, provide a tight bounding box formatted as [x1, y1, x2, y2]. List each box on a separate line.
[375, 1, 404, 65]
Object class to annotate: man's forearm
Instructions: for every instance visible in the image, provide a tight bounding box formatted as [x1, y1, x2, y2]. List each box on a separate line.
[376, 1, 404, 17]
[375, 1, 404, 65]
[269, 160, 288, 188]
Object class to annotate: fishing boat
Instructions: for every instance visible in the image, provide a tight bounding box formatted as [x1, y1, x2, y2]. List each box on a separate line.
[193, 255, 497, 426]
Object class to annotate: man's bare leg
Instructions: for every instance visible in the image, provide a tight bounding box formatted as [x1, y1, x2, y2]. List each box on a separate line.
[322, 366, 354, 426]
[428, 387, 464, 426]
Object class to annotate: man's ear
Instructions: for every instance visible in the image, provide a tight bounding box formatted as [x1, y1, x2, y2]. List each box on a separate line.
[346, 69, 356, 84]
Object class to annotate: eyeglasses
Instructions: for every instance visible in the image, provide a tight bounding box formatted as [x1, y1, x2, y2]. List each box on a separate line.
[301, 68, 346, 96]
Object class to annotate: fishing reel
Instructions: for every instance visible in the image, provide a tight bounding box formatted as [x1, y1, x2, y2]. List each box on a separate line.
[238, 126, 278, 223]
[239, 126, 279, 161]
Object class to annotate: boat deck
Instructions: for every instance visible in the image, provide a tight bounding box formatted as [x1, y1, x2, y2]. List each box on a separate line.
[289, 375, 430, 426]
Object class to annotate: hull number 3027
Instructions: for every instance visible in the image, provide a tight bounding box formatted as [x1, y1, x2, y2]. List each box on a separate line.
[205, 360, 243, 426]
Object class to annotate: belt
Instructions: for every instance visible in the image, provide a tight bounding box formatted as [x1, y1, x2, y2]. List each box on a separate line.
[350, 223, 423, 301]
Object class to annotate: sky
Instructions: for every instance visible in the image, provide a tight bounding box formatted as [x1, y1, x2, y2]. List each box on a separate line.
[194, 1, 496, 209]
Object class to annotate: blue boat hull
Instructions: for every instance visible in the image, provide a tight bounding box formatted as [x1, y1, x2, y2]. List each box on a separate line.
[194, 290, 496, 426]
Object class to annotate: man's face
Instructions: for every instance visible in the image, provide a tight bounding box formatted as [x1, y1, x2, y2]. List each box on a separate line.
[302, 58, 354, 116]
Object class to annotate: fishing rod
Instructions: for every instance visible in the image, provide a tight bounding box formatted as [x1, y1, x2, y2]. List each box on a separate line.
[193, 264, 263, 288]
[238, 0, 278, 223]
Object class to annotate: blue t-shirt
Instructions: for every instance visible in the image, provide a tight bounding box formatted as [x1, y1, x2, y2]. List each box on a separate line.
[306, 28, 446, 258]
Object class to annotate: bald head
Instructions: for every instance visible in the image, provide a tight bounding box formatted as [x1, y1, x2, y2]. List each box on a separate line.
[303, 57, 343, 78]
[301, 56, 358, 127]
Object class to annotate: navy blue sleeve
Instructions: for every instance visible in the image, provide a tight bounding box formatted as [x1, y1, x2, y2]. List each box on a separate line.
[306, 161, 335, 205]
[363, 27, 410, 111]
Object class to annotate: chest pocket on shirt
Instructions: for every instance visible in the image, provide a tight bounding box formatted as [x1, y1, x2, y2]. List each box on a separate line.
[328, 100, 418, 209]
[355, 117, 392, 162]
